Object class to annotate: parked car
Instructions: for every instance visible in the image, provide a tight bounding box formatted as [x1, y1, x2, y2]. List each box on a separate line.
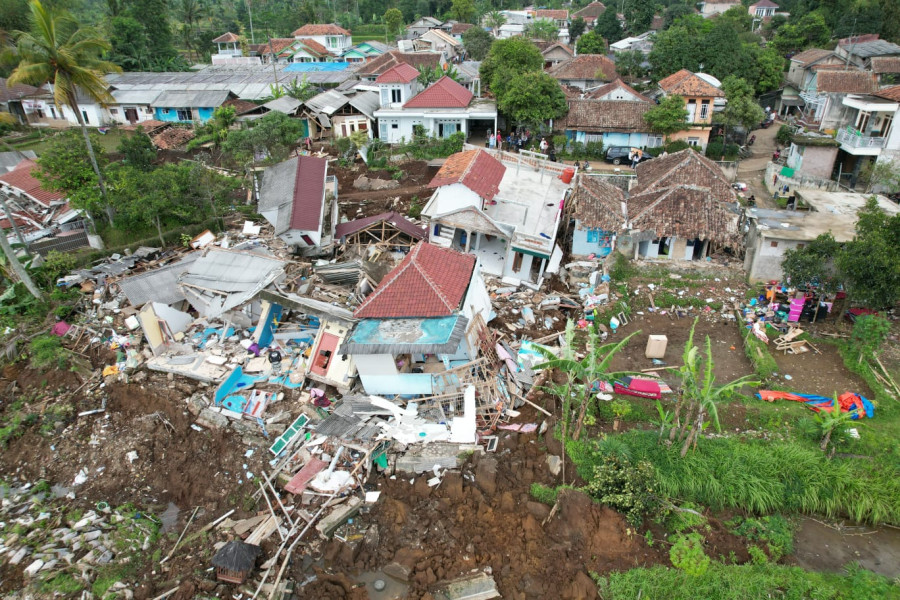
[605, 146, 653, 165]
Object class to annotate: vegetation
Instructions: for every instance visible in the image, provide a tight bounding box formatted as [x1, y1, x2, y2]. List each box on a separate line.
[643, 95, 689, 143]
[529, 482, 559, 506]
[714, 76, 765, 148]
[575, 30, 606, 55]
[669, 533, 710, 576]
[497, 71, 567, 128]
[584, 453, 659, 527]
[461, 25, 492, 60]
[525, 18, 558, 42]
[727, 514, 794, 562]
[220, 111, 306, 166]
[741, 325, 779, 381]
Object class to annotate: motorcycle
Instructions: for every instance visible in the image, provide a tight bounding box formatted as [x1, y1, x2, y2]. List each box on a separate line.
[748, 134, 756, 146]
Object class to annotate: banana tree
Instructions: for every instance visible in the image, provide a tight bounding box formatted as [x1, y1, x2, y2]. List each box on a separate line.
[676, 318, 759, 457]
[814, 395, 858, 458]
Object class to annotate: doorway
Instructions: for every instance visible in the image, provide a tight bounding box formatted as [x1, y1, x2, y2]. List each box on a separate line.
[124, 108, 138, 124]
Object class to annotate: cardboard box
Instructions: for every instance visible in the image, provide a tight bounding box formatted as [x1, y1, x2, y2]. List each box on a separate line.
[645, 335, 668, 359]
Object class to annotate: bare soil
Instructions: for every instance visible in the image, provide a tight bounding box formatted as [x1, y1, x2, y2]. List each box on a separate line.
[334, 159, 437, 220]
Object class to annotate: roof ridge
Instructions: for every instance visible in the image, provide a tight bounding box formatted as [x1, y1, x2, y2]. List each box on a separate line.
[409, 246, 456, 312]
[354, 244, 419, 315]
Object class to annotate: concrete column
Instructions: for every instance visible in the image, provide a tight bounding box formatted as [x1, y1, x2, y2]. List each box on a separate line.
[474, 232, 481, 251]
[464, 230, 471, 252]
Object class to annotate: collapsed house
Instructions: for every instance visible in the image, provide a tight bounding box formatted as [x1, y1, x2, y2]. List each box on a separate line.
[341, 241, 492, 396]
[422, 148, 573, 286]
[568, 150, 743, 261]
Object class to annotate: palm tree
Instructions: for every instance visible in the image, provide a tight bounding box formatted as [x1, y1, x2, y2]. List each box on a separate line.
[176, 0, 205, 63]
[526, 18, 559, 42]
[485, 11, 506, 37]
[9, 0, 120, 223]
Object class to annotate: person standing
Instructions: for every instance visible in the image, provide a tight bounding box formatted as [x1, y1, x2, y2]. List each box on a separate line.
[539, 137, 549, 154]
[488, 130, 495, 149]
[496, 131, 502, 151]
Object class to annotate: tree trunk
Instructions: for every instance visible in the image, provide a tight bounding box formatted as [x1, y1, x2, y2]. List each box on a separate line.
[820, 429, 831, 452]
[0, 227, 42, 299]
[572, 389, 589, 441]
[155, 215, 165, 247]
[71, 100, 112, 223]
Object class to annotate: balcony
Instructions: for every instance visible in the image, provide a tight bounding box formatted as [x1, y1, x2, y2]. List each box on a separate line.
[836, 128, 885, 155]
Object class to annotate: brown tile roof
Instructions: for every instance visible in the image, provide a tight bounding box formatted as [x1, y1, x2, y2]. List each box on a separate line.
[650, 15, 664, 30]
[584, 78, 651, 102]
[451, 23, 474, 35]
[295, 38, 329, 57]
[628, 185, 741, 247]
[335, 211, 427, 240]
[0, 159, 65, 207]
[810, 62, 847, 71]
[212, 32, 240, 43]
[428, 149, 505, 200]
[561, 84, 583, 99]
[151, 127, 195, 150]
[535, 9, 569, 20]
[354, 242, 476, 318]
[258, 38, 296, 55]
[222, 98, 260, 116]
[871, 56, 900, 74]
[290, 156, 327, 231]
[750, 0, 779, 8]
[632, 149, 734, 199]
[788, 49, 832, 65]
[561, 99, 654, 132]
[542, 42, 575, 58]
[875, 85, 900, 101]
[574, 2, 606, 20]
[375, 63, 420, 84]
[549, 54, 617, 82]
[292, 24, 350, 36]
[816, 70, 877, 93]
[404, 76, 473, 108]
[658, 69, 724, 98]
[0, 77, 39, 103]
[573, 175, 626, 231]
[838, 33, 880, 46]
[356, 50, 442, 77]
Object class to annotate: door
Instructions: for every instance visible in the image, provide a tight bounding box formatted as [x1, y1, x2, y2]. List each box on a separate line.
[124, 108, 138, 124]
[684, 239, 695, 260]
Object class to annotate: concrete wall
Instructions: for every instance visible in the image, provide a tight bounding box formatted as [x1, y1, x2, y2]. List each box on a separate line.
[788, 144, 838, 180]
[428, 183, 482, 216]
[571, 222, 614, 256]
[765, 161, 838, 194]
[744, 227, 806, 282]
[378, 114, 467, 144]
[59, 103, 106, 126]
[669, 128, 712, 151]
[332, 114, 371, 138]
[354, 353, 433, 395]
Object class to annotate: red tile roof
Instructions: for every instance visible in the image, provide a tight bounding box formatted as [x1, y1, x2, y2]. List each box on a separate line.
[292, 24, 350, 36]
[259, 38, 296, 55]
[875, 85, 900, 101]
[222, 98, 260, 115]
[0, 159, 65, 208]
[574, 2, 606, 20]
[335, 211, 427, 240]
[404, 76, 473, 108]
[535, 9, 569, 20]
[354, 242, 476, 318]
[789, 48, 833, 65]
[658, 69, 724, 98]
[870, 56, 900, 74]
[356, 50, 443, 78]
[212, 32, 241, 43]
[295, 38, 329, 57]
[290, 155, 327, 231]
[428, 149, 505, 200]
[749, 0, 779, 8]
[451, 23, 474, 35]
[375, 63, 420, 84]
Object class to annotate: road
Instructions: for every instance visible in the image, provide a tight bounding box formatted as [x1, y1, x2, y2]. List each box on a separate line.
[735, 120, 781, 208]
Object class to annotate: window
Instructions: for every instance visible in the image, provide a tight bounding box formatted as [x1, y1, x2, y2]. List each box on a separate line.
[176, 108, 193, 121]
[699, 100, 710, 120]
[391, 88, 402, 103]
[109, 108, 118, 115]
[770, 241, 779, 248]
[686, 102, 696, 123]
[647, 134, 663, 148]
[326, 36, 340, 48]
[36, 108, 44, 119]
[512, 252, 524, 273]
[586, 228, 600, 243]
[687, 137, 700, 147]
[391, 123, 398, 129]
[81, 110, 90, 124]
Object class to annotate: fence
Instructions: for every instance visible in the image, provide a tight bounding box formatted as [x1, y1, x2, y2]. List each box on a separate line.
[28, 228, 90, 257]
[765, 161, 838, 194]
[463, 143, 571, 177]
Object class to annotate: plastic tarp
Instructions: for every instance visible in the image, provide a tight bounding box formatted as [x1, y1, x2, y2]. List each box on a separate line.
[757, 390, 873, 420]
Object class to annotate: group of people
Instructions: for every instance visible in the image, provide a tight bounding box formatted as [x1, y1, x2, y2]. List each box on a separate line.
[487, 130, 560, 161]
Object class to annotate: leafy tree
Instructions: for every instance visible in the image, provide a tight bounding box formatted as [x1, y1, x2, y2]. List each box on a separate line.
[108, 15, 151, 71]
[484, 10, 506, 37]
[714, 76, 765, 147]
[462, 25, 492, 60]
[771, 12, 831, 54]
[781, 232, 842, 292]
[850, 314, 891, 362]
[10, 0, 120, 222]
[497, 71, 567, 128]
[594, 8, 623, 43]
[861, 159, 900, 194]
[643, 94, 689, 142]
[284, 76, 317, 102]
[480, 36, 542, 95]
[834, 198, 900, 309]
[756, 47, 785, 94]
[221, 111, 305, 166]
[384, 8, 403, 37]
[417, 64, 460, 86]
[36, 131, 108, 216]
[0, 0, 31, 34]
[700, 22, 759, 84]
[624, 0, 655, 35]
[648, 22, 703, 77]
[663, 3, 694, 29]
[576, 30, 606, 54]
[122, 0, 180, 66]
[715, 5, 753, 32]
[450, 0, 476, 24]
[526, 18, 559, 42]
[569, 16, 586, 41]
[117, 126, 156, 171]
[615, 50, 647, 79]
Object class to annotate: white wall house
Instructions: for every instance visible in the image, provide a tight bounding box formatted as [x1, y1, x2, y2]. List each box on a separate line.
[374, 74, 497, 144]
[291, 24, 352, 56]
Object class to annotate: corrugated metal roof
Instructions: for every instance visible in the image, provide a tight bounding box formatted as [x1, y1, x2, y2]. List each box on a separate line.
[117, 253, 199, 306]
[348, 91, 380, 119]
[262, 96, 302, 114]
[151, 90, 233, 108]
[110, 89, 161, 105]
[305, 90, 349, 115]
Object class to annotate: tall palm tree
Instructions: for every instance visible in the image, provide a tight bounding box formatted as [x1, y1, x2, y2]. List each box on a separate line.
[485, 11, 506, 37]
[177, 0, 205, 63]
[8, 0, 120, 222]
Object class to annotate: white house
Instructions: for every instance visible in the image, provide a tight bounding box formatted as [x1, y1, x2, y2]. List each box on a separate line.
[291, 24, 352, 56]
[374, 74, 497, 144]
[748, 0, 779, 18]
[342, 242, 492, 396]
[418, 29, 463, 60]
[257, 155, 338, 252]
[421, 149, 574, 285]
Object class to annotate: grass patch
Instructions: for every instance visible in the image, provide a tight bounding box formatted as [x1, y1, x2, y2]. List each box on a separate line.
[741, 325, 778, 380]
[29, 335, 71, 370]
[530, 483, 559, 505]
[597, 562, 900, 599]
[610, 252, 638, 282]
[39, 572, 85, 594]
[569, 431, 900, 525]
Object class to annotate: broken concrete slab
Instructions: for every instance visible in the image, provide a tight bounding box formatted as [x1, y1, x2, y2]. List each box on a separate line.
[196, 408, 229, 430]
[316, 497, 361, 538]
[395, 442, 482, 474]
[433, 572, 500, 600]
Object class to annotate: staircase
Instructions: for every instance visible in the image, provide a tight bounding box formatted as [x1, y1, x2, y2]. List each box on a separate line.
[430, 223, 456, 248]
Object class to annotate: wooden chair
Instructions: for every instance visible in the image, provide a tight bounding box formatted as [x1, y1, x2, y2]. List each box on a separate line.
[777, 339, 810, 354]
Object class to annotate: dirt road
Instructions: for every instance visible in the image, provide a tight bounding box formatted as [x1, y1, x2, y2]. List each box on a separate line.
[736, 121, 781, 208]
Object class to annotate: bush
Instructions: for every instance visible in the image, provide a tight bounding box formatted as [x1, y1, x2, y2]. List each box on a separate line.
[584, 454, 659, 526]
[728, 515, 794, 562]
[665, 140, 690, 153]
[29, 335, 70, 370]
[776, 124, 793, 146]
[669, 533, 710, 576]
[742, 325, 778, 380]
[530, 483, 559, 505]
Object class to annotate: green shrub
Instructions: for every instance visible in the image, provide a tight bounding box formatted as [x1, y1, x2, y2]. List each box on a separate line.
[29, 335, 70, 370]
[584, 454, 659, 526]
[776, 124, 793, 146]
[530, 483, 559, 505]
[664, 503, 706, 533]
[741, 325, 778, 380]
[728, 515, 794, 562]
[665, 140, 690, 153]
[670, 533, 710, 576]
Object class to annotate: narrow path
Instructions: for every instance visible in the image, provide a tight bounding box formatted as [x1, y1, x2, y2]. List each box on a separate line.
[736, 121, 781, 208]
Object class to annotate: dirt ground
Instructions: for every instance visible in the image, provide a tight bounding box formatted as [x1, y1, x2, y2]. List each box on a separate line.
[333, 159, 437, 220]
[793, 517, 900, 578]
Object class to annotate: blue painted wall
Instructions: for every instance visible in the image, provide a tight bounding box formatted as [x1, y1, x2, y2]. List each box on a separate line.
[358, 373, 434, 395]
[572, 221, 614, 257]
[153, 107, 216, 123]
[568, 130, 650, 149]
